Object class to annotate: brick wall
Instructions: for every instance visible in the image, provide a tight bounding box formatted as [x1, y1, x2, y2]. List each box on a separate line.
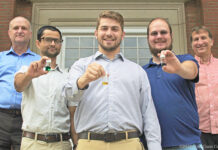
[0, 0, 15, 51]
[201, 0, 218, 57]
[185, 0, 203, 55]
[0, 0, 32, 52]
[15, 0, 32, 21]
[185, 0, 218, 57]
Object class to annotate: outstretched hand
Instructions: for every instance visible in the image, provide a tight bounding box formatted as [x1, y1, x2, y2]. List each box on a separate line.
[26, 56, 50, 78]
[159, 50, 182, 74]
[77, 62, 106, 89]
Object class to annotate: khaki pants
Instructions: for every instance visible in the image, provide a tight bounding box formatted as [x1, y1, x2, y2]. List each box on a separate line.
[77, 138, 145, 150]
[20, 137, 72, 150]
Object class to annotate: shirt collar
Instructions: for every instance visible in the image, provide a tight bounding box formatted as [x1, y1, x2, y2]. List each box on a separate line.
[50, 65, 63, 73]
[195, 54, 214, 65]
[144, 58, 159, 69]
[6, 47, 36, 56]
[94, 51, 124, 61]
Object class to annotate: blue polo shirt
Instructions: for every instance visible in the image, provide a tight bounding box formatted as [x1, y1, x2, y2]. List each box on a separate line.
[143, 54, 201, 147]
[0, 47, 40, 109]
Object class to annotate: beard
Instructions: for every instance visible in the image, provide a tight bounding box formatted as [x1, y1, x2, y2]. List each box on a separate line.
[98, 37, 122, 52]
[148, 42, 173, 57]
[43, 48, 60, 58]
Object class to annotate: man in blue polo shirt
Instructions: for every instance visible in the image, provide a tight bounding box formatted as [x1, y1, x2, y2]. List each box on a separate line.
[0, 16, 40, 150]
[142, 18, 203, 150]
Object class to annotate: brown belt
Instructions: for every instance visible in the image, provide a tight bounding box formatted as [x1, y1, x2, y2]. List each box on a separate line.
[0, 108, 21, 116]
[22, 131, 71, 143]
[78, 131, 140, 142]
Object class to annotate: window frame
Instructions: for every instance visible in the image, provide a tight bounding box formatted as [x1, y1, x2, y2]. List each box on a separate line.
[58, 27, 150, 69]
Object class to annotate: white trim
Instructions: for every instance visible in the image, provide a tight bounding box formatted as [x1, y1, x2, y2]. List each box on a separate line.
[59, 27, 147, 34]
[31, 2, 187, 55]
[30, 0, 191, 3]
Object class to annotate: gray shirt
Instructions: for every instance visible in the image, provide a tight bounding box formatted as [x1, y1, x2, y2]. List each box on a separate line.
[64, 51, 161, 149]
[18, 66, 76, 134]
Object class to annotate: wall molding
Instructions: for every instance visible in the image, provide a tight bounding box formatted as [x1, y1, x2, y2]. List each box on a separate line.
[30, 2, 187, 55]
[28, 0, 191, 2]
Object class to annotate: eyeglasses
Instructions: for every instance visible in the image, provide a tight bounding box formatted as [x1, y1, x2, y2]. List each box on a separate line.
[150, 30, 168, 36]
[41, 37, 63, 44]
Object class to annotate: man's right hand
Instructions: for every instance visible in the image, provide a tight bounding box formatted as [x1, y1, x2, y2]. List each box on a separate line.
[14, 56, 50, 92]
[26, 56, 49, 79]
[77, 62, 105, 89]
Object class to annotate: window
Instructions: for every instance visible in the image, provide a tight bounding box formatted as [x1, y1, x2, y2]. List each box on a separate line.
[32, 2, 187, 57]
[58, 27, 151, 69]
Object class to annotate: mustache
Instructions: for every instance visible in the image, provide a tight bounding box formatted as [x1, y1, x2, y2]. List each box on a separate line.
[104, 38, 115, 41]
[48, 45, 56, 49]
[197, 44, 207, 48]
[154, 39, 167, 43]
[15, 33, 24, 37]
[104, 34, 114, 39]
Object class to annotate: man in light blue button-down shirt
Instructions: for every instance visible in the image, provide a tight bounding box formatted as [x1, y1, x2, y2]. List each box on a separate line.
[64, 10, 161, 150]
[0, 16, 40, 150]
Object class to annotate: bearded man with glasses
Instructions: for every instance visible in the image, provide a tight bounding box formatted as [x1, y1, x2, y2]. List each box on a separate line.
[14, 25, 77, 150]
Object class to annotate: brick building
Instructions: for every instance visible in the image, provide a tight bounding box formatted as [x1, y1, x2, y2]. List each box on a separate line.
[0, 0, 217, 68]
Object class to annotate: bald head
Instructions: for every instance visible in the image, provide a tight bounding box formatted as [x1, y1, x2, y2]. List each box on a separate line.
[8, 16, 32, 51]
[9, 16, 31, 31]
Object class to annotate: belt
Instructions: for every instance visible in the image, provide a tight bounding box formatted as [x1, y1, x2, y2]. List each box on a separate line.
[0, 108, 21, 116]
[78, 131, 140, 142]
[22, 131, 71, 143]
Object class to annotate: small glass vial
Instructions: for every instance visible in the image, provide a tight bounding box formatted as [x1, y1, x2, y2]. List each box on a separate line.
[102, 73, 109, 85]
[160, 53, 166, 66]
[45, 59, 51, 71]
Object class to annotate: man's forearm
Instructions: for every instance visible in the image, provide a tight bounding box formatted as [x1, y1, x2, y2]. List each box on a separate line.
[14, 72, 32, 92]
[177, 61, 198, 80]
[69, 106, 78, 146]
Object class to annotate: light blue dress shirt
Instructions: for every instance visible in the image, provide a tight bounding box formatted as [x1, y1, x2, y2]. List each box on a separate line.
[0, 47, 40, 109]
[64, 51, 162, 150]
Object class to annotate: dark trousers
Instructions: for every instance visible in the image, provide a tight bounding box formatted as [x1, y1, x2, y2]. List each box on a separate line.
[0, 111, 22, 150]
[201, 132, 218, 150]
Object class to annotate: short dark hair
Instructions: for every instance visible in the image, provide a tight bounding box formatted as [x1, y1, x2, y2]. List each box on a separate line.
[96, 10, 124, 31]
[147, 18, 172, 37]
[190, 26, 213, 42]
[37, 25, 62, 41]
